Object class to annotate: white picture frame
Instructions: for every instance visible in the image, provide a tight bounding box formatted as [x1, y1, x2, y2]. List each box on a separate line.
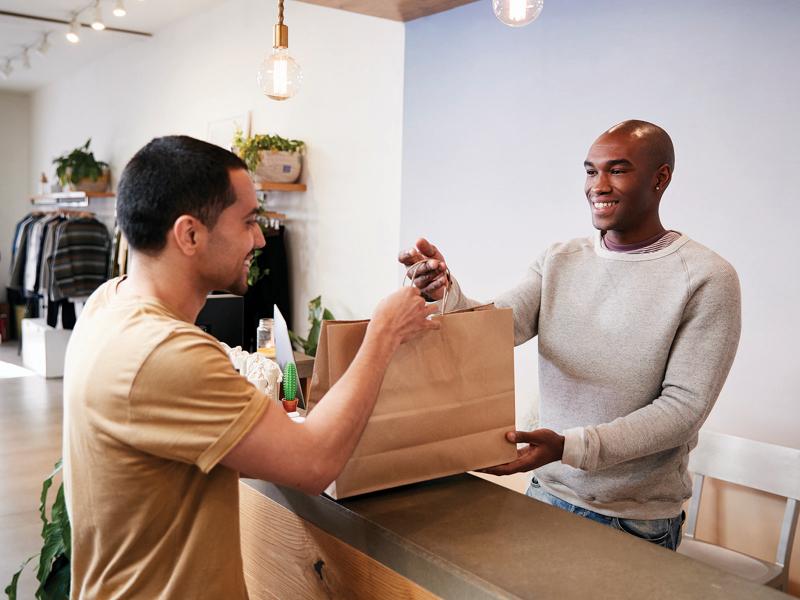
[205, 111, 252, 152]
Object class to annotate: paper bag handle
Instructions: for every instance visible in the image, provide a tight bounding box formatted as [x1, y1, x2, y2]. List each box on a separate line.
[405, 260, 451, 316]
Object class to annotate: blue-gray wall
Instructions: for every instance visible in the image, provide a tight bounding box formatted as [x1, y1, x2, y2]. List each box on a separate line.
[400, 0, 800, 443]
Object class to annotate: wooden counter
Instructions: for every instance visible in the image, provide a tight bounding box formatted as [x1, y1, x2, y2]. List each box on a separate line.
[239, 474, 788, 599]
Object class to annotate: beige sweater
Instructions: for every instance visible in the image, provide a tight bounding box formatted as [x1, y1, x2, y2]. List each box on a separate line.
[448, 232, 741, 519]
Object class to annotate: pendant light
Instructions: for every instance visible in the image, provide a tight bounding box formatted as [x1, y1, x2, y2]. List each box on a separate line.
[36, 32, 52, 56]
[257, 0, 303, 101]
[66, 15, 81, 43]
[91, 1, 106, 31]
[113, 0, 127, 17]
[1, 60, 13, 80]
[492, 0, 544, 27]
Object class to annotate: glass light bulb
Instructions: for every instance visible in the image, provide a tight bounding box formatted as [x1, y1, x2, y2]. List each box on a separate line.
[92, 4, 106, 30]
[113, 0, 127, 17]
[492, 0, 544, 27]
[66, 19, 81, 43]
[257, 48, 303, 101]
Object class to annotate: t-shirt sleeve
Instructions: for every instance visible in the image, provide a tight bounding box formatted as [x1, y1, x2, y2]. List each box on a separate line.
[127, 330, 269, 473]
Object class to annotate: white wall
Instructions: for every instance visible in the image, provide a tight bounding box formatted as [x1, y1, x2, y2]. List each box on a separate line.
[0, 91, 31, 305]
[401, 0, 800, 447]
[29, 0, 406, 328]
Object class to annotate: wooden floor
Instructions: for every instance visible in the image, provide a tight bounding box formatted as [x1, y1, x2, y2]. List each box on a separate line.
[0, 342, 63, 598]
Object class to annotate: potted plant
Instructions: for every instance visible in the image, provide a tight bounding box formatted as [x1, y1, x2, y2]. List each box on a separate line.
[282, 362, 298, 413]
[5, 460, 70, 599]
[233, 127, 305, 184]
[289, 295, 334, 357]
[53, 138, 110, 193]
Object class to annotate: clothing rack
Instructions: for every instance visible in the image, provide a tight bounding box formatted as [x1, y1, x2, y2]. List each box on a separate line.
[38, 208, 96, 219]
[31, 192, 117, 237]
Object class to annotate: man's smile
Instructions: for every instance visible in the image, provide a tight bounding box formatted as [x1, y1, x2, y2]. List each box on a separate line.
[590, 199, 619, 214]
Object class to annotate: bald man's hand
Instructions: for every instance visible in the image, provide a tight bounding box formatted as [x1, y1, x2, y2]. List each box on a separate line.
[479, 429, 565, 476]
[397, 238, 449, 301]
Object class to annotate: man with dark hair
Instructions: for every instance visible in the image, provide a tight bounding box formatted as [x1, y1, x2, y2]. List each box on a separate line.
[63, 135, 439, 599]
[399, 120, 741, 551]
[115, 135, 249, 254]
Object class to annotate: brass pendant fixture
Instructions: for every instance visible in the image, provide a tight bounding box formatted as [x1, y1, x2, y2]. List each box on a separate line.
[257, 0, 303, 101]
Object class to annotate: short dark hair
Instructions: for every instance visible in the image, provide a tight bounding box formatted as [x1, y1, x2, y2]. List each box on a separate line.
[117, 135, 248, 252]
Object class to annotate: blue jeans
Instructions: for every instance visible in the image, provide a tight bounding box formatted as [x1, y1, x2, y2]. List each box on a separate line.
[526, 477, 684, 551]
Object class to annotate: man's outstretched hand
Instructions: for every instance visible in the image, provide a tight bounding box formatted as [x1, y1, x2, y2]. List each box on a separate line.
[480, 429, 565, 476]
[397, 237, 448, 301]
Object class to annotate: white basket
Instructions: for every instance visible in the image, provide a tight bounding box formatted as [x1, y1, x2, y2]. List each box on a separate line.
[254, 150, 302, 183]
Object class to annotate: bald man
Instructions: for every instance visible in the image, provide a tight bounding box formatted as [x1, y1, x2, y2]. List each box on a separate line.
[399, 121, 741, 550]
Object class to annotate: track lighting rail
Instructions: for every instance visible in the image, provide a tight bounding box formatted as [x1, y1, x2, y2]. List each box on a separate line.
[0, 9, 152, 37]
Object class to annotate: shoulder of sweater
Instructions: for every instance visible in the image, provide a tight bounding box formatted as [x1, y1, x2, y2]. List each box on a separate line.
[541, 236, 594, 261]
[677, 239, 738, 279]
[676, 239, 740, 298]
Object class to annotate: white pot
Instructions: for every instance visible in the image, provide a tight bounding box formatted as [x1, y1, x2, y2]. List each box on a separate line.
[254, 150, 302, 184]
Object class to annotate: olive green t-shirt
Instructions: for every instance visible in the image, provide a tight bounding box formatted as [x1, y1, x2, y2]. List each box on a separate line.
[63, 277, 268, 599]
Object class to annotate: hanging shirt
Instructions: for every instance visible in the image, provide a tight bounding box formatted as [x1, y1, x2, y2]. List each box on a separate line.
[9, 214, 43, 291]
[51, 218, 111, 301]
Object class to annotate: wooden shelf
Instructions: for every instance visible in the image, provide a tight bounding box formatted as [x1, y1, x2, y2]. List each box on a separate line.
[31, 191, 115, 207]
[296, 0, 477, 22]
[254, 181, 307, 192]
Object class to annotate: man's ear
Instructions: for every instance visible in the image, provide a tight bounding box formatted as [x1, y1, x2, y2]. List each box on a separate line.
[172, 215, 206, 256]
[655, 164, 672, 193]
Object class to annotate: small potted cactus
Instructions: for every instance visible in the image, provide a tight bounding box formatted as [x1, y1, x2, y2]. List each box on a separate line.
[282, 362, 298, 413]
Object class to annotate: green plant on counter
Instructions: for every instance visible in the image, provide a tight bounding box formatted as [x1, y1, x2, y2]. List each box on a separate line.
[5, 460, 71, 600]
[232, 127, 305, 173]
[289, 296, 334, 357]
[53, 138, 108, 187]
[282, 362, 298, 401]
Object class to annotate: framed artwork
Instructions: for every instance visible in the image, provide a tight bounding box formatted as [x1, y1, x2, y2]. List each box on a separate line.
[205, 111, 252, 152]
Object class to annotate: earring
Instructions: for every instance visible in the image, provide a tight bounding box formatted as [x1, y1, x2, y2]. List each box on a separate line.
[655, 186, 660, 191]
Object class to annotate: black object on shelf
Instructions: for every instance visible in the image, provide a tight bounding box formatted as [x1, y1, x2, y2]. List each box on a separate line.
[243, 226, 291, 352]
[196, 293, 244, 349]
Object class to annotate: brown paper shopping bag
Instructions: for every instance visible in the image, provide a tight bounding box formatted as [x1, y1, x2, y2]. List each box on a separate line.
[307, 304, 517, 499]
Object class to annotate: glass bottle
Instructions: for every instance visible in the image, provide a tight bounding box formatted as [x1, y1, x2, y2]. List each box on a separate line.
[256, 318, 276, 359]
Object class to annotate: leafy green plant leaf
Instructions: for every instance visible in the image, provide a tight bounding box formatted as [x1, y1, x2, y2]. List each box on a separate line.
[38, 462, 59, 526]
[6, 459, 71, 600]
[36, 522, 67, 594]
[247, 248, 270, 287]
[4, 554, 37, 600]
[306, 321, 321, 357]
[41, 556, 70, 600]
[51, 485, 71, 560]
[289, 296, 335, 357]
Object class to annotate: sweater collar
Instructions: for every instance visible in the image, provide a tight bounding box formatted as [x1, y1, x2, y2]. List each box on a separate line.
[593, 230, 690, 261]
